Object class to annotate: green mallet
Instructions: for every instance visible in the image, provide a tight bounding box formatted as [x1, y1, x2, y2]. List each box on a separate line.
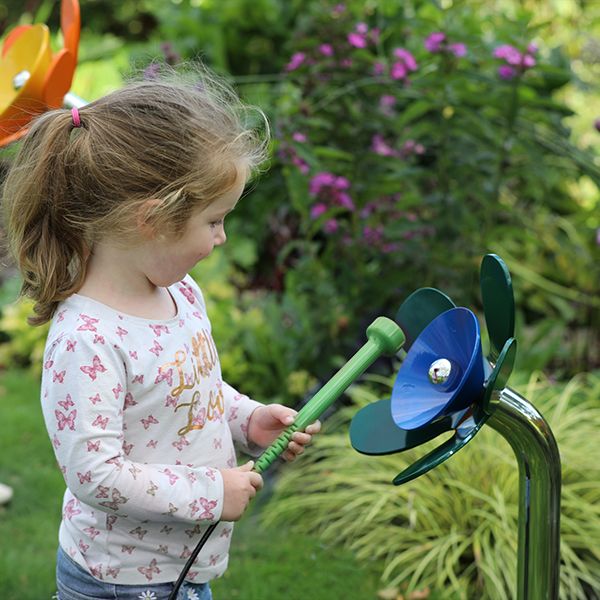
[253, 316, 405, 473]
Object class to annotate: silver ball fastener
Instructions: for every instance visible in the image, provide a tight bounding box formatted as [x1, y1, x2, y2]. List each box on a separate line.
[13, 70, 31, 91]
[428, 358, 452, 384]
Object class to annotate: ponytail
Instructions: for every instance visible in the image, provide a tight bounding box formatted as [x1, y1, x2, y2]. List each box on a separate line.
[2, 110, 89, 325]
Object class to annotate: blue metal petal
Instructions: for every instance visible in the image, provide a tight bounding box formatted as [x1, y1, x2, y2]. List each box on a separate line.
[391, 308, 484, 430]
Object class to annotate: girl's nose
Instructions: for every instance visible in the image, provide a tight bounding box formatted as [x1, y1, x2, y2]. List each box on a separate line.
[214, 226, 227, 246]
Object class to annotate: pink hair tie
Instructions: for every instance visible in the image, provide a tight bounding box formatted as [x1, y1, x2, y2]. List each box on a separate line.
[71, 107, 82, 128]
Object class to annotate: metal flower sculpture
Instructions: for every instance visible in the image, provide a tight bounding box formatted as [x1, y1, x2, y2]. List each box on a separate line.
[350, 254, 517, 484]
[0, 0, 80, 146]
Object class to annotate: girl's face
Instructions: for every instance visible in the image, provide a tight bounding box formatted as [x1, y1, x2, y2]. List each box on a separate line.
[140, 166, 247, 288]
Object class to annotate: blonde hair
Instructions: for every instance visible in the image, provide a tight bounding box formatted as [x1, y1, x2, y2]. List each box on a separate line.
[1, 65, 269, 326]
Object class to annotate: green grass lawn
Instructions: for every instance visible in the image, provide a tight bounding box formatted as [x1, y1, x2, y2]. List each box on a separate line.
[0, 369, 381, 599]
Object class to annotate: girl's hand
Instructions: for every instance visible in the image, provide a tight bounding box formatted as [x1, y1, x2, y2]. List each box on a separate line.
[219, 461, 263, 521]
[248, 404, 321, 462]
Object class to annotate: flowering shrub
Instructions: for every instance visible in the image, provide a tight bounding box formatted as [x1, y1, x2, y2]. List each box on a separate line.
[255, 1, 598, 375]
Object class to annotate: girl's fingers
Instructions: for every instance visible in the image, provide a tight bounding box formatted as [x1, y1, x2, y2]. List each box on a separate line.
[291, 431, 312, 445]
[305, 420, 322, 435]
[287, 441, 304, 456]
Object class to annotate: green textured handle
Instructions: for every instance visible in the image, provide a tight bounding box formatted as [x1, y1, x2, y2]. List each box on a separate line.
[253, 317, 405, 474]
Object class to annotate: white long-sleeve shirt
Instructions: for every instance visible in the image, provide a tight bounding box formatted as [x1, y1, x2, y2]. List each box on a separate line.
[40, 275, 262, 584]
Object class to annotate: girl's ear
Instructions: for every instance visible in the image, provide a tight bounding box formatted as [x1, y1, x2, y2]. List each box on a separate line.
[136, 199, 163, 240]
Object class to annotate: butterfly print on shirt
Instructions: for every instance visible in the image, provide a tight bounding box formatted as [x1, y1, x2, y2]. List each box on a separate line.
[141, 415, 159, 429]
[161, 468, 179, 485]
[87, 440, 101, 452]
[155, 367, 173, 386]
[63, 498, 82, 520]
[106, 566, 120, 579]
[93, 334, 105, 345]
[89, 564, 103, 579]
[149, 340, 163, 356]
[123, 393, 137, 409]
[89, 393, 102, 405]
[112, 383, 123, 399]
[83, 526, 100, 541]
[146, 481, 159, 496]
[189, 497, 217, 520]
[53, 370, 66, 383]
[106, 515, 117, 530]
[150, 324, 170, 337]
[92, 415, 109, 430]
[66, 339, 77, 351]
[55, 409, 77, 431]
[98, 488, 128, 512]
[95, 485, 110, 499]
[116, 326, 128, 340]
[121, 545, 135, 554]
[129, 526, 148, 540]
[80, 355, 107, 380]
[78, 539, 89, 553]
[77, 470, 92, 484]
[178, 282, 196, 304]
[77, 314, 99, 332]
[138, 558, 160, 582]
[57, 394, 74, 410]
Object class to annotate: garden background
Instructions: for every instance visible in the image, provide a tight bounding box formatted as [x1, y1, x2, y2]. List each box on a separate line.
[0, 0, 599, 598]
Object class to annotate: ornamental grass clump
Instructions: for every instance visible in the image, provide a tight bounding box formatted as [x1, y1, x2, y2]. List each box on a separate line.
[264, 371, 600, 599]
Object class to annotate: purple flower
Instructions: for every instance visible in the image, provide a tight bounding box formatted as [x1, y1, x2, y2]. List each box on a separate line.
[522, 54, 536, 68]
[286, 52, 306, 71]
[348, 32, 368, 48]
[335, 192, 355, 210]
[424, 32, 446, 53]
[332, 4, 346, 16]
[309, 172, 354, 212]
[292, 155, 309, 174]
[391, 63, 407, 80]
[379, 94, 396, 116]
[310, 203, 328, 219]
[324, 219, 339, 233]
[371, 134, 397, 157]
[292, 132, 307, 143]
[334, 176, 350, 190]
[594, 118, 600, 132]
[449, 43, 467, 57]
[373, 62, 386, 76]
[393, 48, 418, 71]
[309, 172, 337, 196]
[494, 45, 522, 66]
[527, 42, 538, 54]
[319, 44, 334, 57]
[596, 228, 600, 246]
[498, 65, 517, 80]
[356, 22, 369, 35]
[363, 225, 384, 245]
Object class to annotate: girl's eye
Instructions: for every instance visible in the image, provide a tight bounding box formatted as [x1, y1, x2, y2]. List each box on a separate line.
[209, 219, 223, 228]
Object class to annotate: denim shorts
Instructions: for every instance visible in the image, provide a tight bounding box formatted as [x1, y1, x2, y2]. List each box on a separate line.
[56, 546, 212, 600]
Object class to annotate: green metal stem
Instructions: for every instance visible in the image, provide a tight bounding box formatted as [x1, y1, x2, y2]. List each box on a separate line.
[253, 317, 404, 474]
[488, 387, 561, 599]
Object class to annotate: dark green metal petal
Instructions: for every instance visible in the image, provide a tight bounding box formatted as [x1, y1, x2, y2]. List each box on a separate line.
[480, 254, 515, 362]
[395, 287, 455, 350]
[393, 409, 488, 486]
[350, 399, 453, 455]
[482, 337, 517, 415]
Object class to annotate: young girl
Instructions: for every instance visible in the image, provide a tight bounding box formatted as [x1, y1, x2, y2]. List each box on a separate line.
[2, 70, 320, 600]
